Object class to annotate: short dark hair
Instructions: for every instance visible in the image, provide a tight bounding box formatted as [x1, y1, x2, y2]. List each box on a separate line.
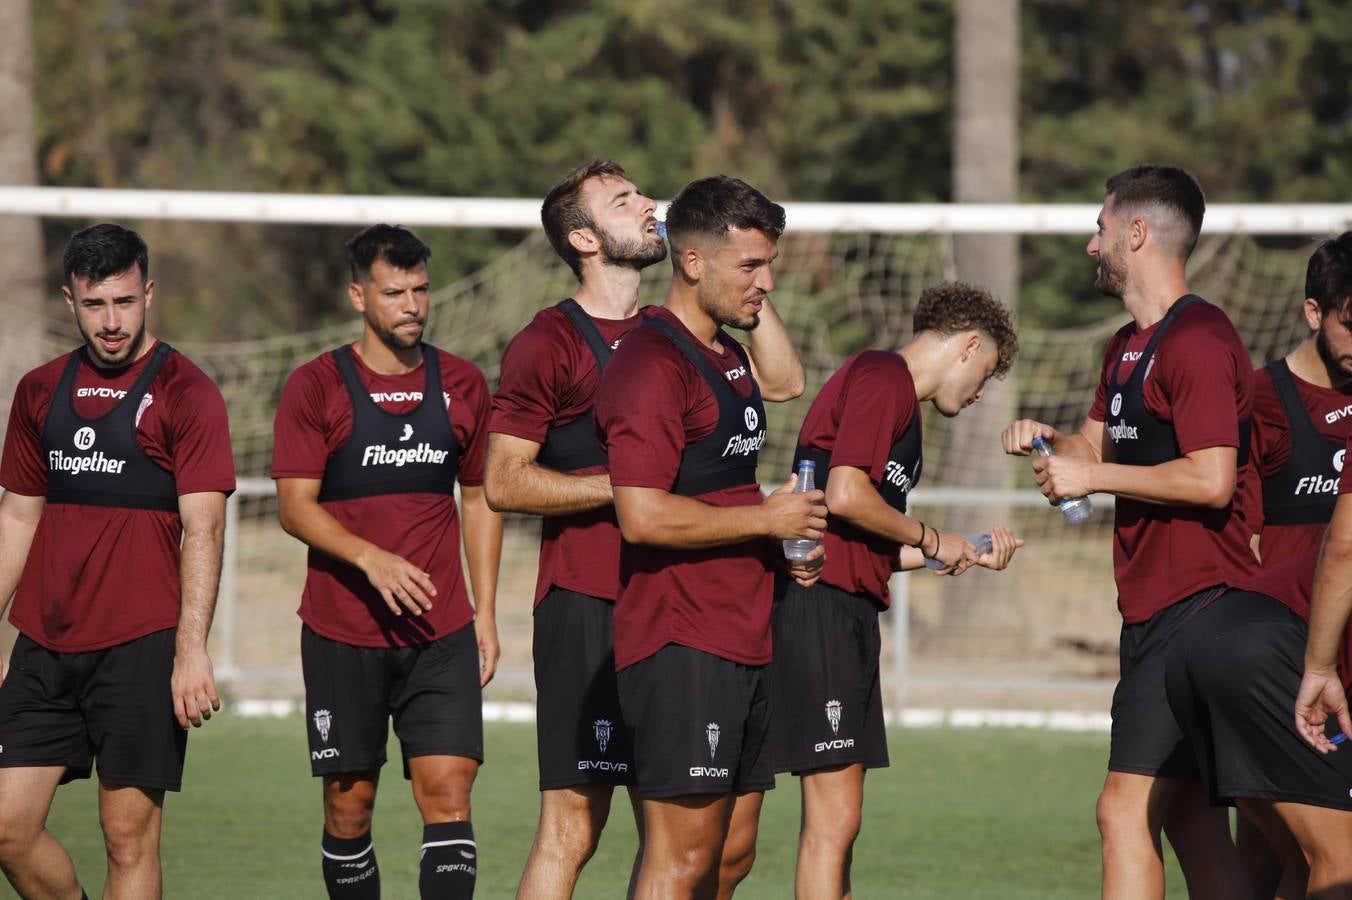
[62, 223, 149, 288]
[1103, 165, 1206, 259]
[541, 158, 631, 279]
[664, 175, 786, 257]
[347, 224, 431, 282]
[913, 280, 1019, 378]
[1307, 231, 1352, 319]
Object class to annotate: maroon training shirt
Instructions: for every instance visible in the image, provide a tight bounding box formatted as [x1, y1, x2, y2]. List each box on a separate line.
[489, 305, 643, 605]
[271, 346, 488, 648]
[1087, 302, 1258, 623]
[1243, 363, 1352, 567]
[796, 350, 917, 606]
[595, 307, 772, 670]
[0, 343, 236, 651]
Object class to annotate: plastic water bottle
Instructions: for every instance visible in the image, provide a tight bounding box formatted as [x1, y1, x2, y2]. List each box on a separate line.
[656, 220, 667, 240]
[925, 533, 993, 570]
[782, 460, 822, 561]
[1031, 436, 1093, 524]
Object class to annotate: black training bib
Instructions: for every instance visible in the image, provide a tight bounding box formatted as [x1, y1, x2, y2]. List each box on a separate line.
[641, 317, 766, 497]
[1104, 295, 1250, 468]
[43, 342, 179, 512]
[318, 344, 459, 502]
[537, 298, 612, 473]
[796, 406, 923, 514]
[1261, 359, 1344, 526]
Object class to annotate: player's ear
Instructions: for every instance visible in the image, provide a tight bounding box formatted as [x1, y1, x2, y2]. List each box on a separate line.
[678, 246, 703, 282]
[62, 283, 74, 312]
[143, 279, 154, 311]
[348, 280, 366, 313]
[959, 331, 982, 363]
[1303, 297, 1323, 332]
[1129, 216, 1148, 252]
[568, 227, 599, 257]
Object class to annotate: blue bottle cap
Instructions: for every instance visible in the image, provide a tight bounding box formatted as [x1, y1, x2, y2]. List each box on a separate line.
[797, 459, 816, 470]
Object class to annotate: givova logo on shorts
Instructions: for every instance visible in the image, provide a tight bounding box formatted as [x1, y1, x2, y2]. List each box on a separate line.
[577, 719, 629, 773]
[816, 699, 855, 753]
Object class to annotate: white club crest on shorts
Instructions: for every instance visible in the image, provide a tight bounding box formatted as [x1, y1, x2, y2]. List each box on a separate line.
[1109, 393, 1123, 417]
[594, 719, 612, 754]
[1335, 449, 1346, 474]
[825, 699, 842, 735]
[135, 393, 154, 428]
[73, 426, 96, 451]
[706, 722, 720, 759]
[313, 709, 333, 743]
[743, 406, 758, 431]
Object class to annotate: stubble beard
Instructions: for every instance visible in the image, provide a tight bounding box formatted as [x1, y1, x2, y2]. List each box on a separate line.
[1094, 251, 1128, 299]
[79, 318, 146, 368]
[1315, 326, 1352, 383]
[598, 225, 668, 271]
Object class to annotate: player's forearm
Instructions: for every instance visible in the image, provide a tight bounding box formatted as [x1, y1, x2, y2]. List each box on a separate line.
[1307, 508, 1352, 670]
[460, 486, 502, 621]
[898, 546, 928, 571]
[745, 300, 806, 402]
[278, 496, 384, 573]
[177, 521, 223, 650]
[616, 491, 768, 550]
[485, 454, 611, 516]
[827, 476, 923, 546]
[0, 492, 44, 622]
[1051, 430, 1099, 461]
[1088, 455, 1235, 508]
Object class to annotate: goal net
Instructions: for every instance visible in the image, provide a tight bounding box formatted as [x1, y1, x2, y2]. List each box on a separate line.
[0, 200, 1342, 709]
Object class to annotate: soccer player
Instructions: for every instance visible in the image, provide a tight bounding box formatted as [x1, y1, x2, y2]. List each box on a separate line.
[1247, 232, 1352, 568]
[774, 280, 1023, 898]
[1001, 165, 1256, 900]
[1231, 232, 1352, 894]
[0, 224, 235, 899]
[1165, 451, 1352, 898]
[488, 159, 807, 900]
[273, 225, 502, 900]
[594, 175, 825, 899]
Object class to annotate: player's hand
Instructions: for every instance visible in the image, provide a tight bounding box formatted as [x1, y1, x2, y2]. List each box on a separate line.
[787, 544, 826, 588]
[171, 645, 221, 729]
[1001, 419, 1057, 456]
[762, 473, 828, 541]
[1032, 454, 1093, 504]
[927, 529, 979, 576]
[975, 526, 1025, 571]
[1294, 666, 1352, 754]
[358, 547, 436, 616]
[475, 616, 500, 688]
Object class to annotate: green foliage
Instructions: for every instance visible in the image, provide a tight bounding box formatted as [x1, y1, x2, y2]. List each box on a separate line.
[29, 1, 1352, 336]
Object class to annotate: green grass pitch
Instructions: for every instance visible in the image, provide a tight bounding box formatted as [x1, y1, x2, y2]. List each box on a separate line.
[44, 717, 1184, 898]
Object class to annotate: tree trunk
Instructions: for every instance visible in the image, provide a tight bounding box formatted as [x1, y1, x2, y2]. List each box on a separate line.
[937, 0, 1022, 651]
[0, 0, 44, 658]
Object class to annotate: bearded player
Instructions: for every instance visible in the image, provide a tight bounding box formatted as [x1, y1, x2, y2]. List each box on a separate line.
[273, 225, 501, 900]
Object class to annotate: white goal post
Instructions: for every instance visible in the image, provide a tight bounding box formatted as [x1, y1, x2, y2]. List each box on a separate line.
[3, 187, 1349, 709]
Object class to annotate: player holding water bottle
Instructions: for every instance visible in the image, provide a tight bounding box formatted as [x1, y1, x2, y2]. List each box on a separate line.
[770, 280, 1022, 899]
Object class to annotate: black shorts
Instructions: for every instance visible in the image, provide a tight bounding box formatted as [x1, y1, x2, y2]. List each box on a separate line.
[1166, 589, 1352, 811]
[617, 644, 775, 799]
[1108, 586, 1222, 777]
[770, 581, 889, 775]
[301, 623, 483, 779]
[0, 629, 187, 791]
[533, 588, 635, 790]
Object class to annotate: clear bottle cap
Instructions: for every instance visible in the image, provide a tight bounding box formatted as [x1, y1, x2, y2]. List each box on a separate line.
[797, 459, 816, 470]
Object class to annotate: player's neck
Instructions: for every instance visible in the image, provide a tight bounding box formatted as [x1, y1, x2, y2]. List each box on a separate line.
[1287, 336, 1346, 389]
[662, 285, 721, 349]
[573, 264, 643, 321]
[1123, 270, 1191, 329]
[898, 336, 944, 403]
[354, 332, 422, 375]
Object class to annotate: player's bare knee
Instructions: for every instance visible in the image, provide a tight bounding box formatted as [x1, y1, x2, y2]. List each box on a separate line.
[101, 820, 158, 871]
[323, 784, 376, 837]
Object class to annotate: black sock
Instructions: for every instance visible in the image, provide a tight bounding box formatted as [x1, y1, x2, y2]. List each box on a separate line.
[419, 820, 476, 899]
[321, 829, 380, 899]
